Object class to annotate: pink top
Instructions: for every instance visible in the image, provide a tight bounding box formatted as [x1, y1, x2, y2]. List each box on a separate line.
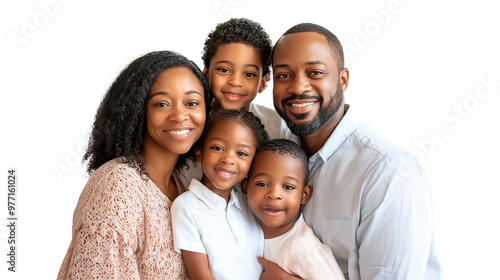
[57, 158, 188, 279]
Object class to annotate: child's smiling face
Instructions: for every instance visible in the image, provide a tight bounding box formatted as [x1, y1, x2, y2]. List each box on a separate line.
[205, 43, 267, 111]
[200, 119, 257, 200]
[244, 150, 312, 239]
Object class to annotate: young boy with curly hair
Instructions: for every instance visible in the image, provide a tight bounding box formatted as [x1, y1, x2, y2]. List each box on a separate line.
[202, 17, 295, 140]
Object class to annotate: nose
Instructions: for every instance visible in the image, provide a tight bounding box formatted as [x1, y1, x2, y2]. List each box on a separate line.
[168, 102, 189, 122]
[289, 73, 311, 95]
[220, 153, 235, 165]
[228, 73, 242, 87]
[265, 186, 282, 200]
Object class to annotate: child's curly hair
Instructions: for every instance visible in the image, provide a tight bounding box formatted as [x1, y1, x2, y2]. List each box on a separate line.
[202, 18, 272, 78]
[83, 50, 212, 176]
[252, 139, 309, 182]
[201, 109, 270, 150]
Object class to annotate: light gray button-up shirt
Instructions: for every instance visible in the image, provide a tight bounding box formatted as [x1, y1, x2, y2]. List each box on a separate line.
[303, 105, 442, 280]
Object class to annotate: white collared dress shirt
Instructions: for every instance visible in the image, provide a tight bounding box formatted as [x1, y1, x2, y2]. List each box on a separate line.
[303, 105, 443, 280]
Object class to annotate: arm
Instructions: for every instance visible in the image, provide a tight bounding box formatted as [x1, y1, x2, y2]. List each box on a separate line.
[58, 169, 142, 279]
[171, 199, 215, 280]
[358, 155, 434, 279]
[181, 250, 216, 280]
[59, 225, 140, 279]
[257, 256, 303, 280]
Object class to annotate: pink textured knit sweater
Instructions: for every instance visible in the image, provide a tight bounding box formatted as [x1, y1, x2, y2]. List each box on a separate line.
[57, 158, 188, 279]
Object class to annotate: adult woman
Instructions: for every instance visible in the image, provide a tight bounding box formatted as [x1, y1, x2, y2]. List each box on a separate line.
[57, 51, 211, 279]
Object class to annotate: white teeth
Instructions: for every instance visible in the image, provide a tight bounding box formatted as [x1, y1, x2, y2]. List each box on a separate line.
[291, 102, 314, 107]
[169, 129, 190, 135]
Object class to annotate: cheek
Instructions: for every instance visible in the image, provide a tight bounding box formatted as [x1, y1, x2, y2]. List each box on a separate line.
[273, 86, 286, 102]
[192, 110, 206, 126]
[240, 161, 253, 174]
[317, 80, 336, 95]
[210, 74, 225, 88]
[146, 112, 160, 129]
[247, 191, 262, 207]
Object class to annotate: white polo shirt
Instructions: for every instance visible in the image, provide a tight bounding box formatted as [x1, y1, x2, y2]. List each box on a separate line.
[171, 179, 263, 280]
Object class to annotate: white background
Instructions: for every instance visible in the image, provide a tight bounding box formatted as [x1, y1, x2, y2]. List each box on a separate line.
[1, 0, 499, 279]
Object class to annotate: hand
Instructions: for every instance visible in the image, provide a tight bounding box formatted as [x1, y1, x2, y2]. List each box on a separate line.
[257, 255, 303, 280]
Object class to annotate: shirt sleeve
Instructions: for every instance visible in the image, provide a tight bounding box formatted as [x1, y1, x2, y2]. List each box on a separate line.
[357, 154, 434, 280]
[171, 197, 206, 255]
[57, 167, 143, 280]
[285, 238, 345, 280]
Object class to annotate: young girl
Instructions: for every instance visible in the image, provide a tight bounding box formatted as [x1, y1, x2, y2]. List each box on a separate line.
[171, 109, 269, 280]
[57, 51, 211, 279]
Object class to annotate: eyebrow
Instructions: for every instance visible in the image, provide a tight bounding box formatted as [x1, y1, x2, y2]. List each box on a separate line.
[251, 173, 300, 184]
[148, 90, 202, 101]
[274, 60, 327, 70]
[215, 60, 260, 71]
[210, 136, 253, 150]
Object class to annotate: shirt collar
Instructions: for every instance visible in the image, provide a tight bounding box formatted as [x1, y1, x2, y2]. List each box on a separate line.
[308, 105, 359, 175]
[188, 179, 242, 210]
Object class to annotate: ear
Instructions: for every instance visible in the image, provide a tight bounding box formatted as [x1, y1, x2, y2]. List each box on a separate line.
[300, 184, 313, 205]
[258, 73, 269, 93]
[241, 178, 248, 195]
[194, 146, 202, 163]
[203, 67, 209, 78]
[340, 67, 349, 93]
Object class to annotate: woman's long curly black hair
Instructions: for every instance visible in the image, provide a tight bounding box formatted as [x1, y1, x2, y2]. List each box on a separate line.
[83, 50, 212, 176]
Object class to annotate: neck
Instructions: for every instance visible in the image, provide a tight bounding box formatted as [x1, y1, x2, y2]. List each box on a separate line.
[201, 175, 232, 203]
[261, 213, 300, 239]
[300, 103, 345, 157]
[142, 141, 180, 200]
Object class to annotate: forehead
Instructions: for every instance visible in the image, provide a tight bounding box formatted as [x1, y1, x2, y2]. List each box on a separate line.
[253, 150, 305, 177]
[150, 67, 202, 91]
[273, 32, 337, 68]
[206, 119, 254, 142]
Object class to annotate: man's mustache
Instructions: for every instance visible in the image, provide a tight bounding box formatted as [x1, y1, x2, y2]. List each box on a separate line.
[281, 94, 322, 106]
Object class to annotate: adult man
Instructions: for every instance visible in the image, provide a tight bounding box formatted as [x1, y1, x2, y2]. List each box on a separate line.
[259, 23, 442, 280]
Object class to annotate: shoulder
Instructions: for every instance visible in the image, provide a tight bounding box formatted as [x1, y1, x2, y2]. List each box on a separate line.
[249, 103, 276, 115]
[172, 190, 197, 209]
[171, 181, 207, 216]
[248, 103, 282, 123]
[76, 158, 146, 219]
[342, 122, 420, 175]
[249, 103, 294, 140]
[89, 158, 144, 186]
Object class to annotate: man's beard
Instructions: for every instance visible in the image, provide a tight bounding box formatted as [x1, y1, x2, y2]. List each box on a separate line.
[275, 86, 343, 137]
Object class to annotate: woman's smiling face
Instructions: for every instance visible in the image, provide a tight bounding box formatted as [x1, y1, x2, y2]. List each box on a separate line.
[144, 67, 206, 156]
